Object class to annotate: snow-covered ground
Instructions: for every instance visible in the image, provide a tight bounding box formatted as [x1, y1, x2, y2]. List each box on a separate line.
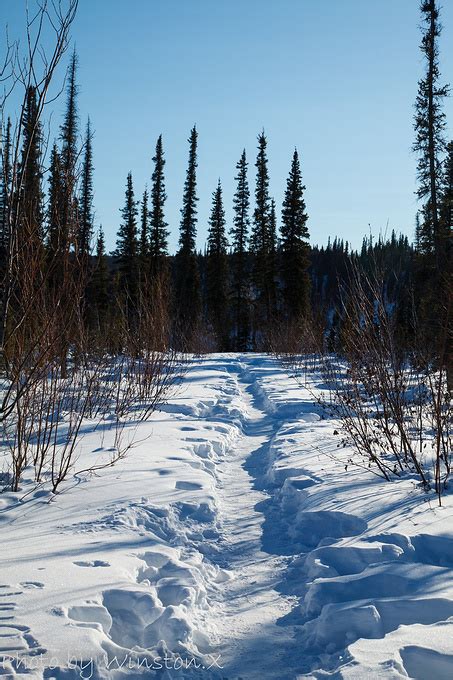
[1, 354, 453, 679]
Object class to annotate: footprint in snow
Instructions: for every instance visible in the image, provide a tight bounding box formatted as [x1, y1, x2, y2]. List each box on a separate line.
[0, 585, 47, 664]
[73, 560, 110, 568]
[20, 582, 45, 589]
[175, 481, 203, 491]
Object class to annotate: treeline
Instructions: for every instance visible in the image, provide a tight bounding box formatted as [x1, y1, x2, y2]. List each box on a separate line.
[113, 126, 312, 352]
[0, 52, 430, 360]
[0, 2, 451, 370]
[0, 56, 312, 355]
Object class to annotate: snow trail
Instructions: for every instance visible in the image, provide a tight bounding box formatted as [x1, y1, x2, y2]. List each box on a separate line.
[200, 359, 299, 679]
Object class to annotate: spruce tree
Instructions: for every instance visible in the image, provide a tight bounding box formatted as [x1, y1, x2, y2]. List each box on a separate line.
[61, 51, 78, 181]
[281, 149, 311, 322]
[59, 49, 79, 252]
[115, 172, 139, 309]
[149, 134, 169, 274]
[251, 132, 270, 256]
[19, 86, 44, 248]
[231, 149, 250, 350]
[250, 131, 276, 334]
[174, 126, 201, 347]
[78, 118, 94, 259]
[413, 1, 452, 389]
[179, 126, 198, 254]
[206, 180, 229, 348]
[413, 0, 449, 261]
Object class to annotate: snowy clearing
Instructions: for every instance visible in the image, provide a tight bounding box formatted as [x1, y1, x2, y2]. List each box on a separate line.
[1, 354, 453, 679]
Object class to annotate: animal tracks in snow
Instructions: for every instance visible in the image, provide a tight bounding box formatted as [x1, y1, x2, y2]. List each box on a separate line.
[0, 582, 47, 674]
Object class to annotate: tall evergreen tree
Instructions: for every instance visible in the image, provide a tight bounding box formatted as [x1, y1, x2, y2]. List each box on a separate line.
[250, 131, 276, 333]
[178, 126, 198, 254]
[413, 0, 449, 261]
[78, 118, 94, 259]
[413, 1, 452, 391]
[231, 149, 250, 350]
[281, 149, 311, 321]
[59, 50, 79, 252]
[18, 86, 44, 247]
[251, 132, 270, 256]
[206, 180, 229, 348]
[46, 47, 79, 364]
[174, 126, 201, 346]
[115, 172, 139, 307]
[61, 50, 79, 186]
[149, 134, 169, 274]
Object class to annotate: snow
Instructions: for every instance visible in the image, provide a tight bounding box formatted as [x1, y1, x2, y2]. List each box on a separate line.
[1, 354, 453, 679]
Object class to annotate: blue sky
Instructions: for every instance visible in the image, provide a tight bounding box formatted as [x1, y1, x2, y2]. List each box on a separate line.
[4, 0, 453, 252]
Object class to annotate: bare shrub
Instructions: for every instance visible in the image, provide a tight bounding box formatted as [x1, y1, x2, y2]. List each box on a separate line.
[284, 264, 452, 503]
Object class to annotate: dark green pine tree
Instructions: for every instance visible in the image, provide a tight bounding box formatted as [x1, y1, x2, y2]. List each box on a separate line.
[59, 50, 79, 253]
[179, 127, 198, 254]
[149, 134, 169, 275]
[231, 149, 250, 351]
[174, 126, 201, 347]
[115, 172, 139, 310]
[206, 180, 229, 348]
[250, 131, 277, 334]
[281, 149, 311, 322]
[413, 0, 449, 262]
[78, 118, 94, 259]
[412, 3, 451, 388]
[18, 86, 44, 248]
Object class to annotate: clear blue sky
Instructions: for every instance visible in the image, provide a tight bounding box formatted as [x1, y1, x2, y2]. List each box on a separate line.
[4, 0, 453, 253]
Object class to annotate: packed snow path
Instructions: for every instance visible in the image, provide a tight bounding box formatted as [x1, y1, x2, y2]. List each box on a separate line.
[200, 360, 300, 678]
[2, 354, 453, 679]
